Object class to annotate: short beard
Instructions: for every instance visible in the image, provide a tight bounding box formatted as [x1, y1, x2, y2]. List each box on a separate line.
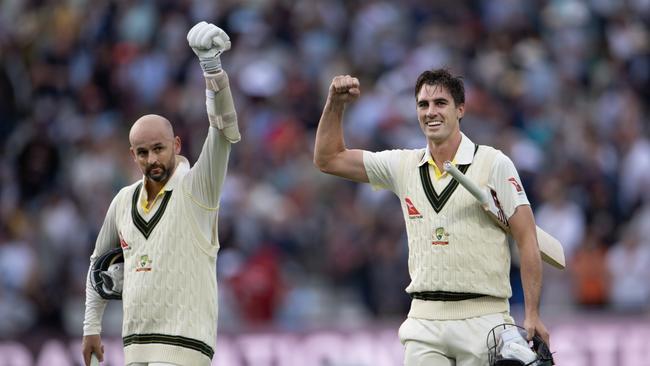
[146, 164, 170, 183]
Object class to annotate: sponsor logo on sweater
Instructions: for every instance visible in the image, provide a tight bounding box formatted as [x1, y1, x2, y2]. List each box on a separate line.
[508, 177, 523, 193]
[405, 197, 422, 219]
[119, 232, 131, 250]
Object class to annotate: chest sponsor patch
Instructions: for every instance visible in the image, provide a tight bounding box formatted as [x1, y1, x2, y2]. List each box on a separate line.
[405, 197, 422, 219]
[119, 232, 131, 250]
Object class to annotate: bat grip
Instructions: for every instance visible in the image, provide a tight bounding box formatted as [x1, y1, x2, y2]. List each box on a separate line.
[443, 161, 489, 204]
[90, 353, 100, 366]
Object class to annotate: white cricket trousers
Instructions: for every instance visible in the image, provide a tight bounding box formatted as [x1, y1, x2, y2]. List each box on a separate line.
[398, 312, 514, 366]
[128, 363, 179, 366]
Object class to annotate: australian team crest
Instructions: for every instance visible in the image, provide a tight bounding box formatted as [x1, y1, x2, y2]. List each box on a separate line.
[432, 227, 450, 246]
[135, 254, 152, 272]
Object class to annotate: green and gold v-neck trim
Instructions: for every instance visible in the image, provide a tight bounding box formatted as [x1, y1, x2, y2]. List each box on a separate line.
[131, 183, 173, 239]
[419, 144, 478, 213]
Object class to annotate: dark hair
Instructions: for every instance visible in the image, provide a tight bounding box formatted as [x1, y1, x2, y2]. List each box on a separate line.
[414, 69, 465, 106]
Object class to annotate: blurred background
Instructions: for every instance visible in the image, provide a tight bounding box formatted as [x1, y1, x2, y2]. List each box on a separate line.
[0, 0, 649, 365]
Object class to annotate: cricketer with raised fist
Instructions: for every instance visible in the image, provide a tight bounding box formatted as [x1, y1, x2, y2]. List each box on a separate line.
[314, 70, 550, 365]
[81, 21, 239, 366]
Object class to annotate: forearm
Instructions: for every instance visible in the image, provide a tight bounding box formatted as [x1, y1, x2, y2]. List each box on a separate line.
[183, 70, 238, 207]
[186, 127, 231, 208]
[205, 71, 240, 143]
[83, 268, 108, 335]
[314, 99, 347, 169]
[83, 198, 119, 335]
[508, 206, 543, 318]
[519, 236, 543, 318]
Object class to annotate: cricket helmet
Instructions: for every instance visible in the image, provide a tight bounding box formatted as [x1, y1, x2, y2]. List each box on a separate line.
[91, 247, 124, 300]
[487, 323, 554, 366]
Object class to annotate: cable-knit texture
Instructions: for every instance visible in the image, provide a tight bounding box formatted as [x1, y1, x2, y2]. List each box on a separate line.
[394, 147, 511, 319]
[114, 181, 217, 366]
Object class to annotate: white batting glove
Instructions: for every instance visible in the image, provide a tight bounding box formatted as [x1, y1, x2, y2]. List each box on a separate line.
[187, 21, 231, 74]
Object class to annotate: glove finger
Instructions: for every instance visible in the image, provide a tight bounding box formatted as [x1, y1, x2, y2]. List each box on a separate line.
[191, 23, 212, 48]
[186, 23, 198, 42]
[189, 28, 207, 47]
[213, 37, 225, 50]
[187, 21, 207, 45]
[213, 29, 231, 51]
[198, 25, 219, 48]
[215, 28, 230, 42]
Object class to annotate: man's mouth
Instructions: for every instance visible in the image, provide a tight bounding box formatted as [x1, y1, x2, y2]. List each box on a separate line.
[426, 121, 442, 127]
[148, 166, 163, 175]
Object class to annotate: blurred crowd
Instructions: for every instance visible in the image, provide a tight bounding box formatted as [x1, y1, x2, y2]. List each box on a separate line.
[1, 0, 649, 341]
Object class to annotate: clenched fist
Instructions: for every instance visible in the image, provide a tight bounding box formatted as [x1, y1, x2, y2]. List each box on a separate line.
[328, 75, 360, 105]
[187, 21, 231, 74]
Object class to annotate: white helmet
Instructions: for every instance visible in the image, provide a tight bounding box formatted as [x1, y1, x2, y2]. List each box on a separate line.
[486, 323, 554, 366]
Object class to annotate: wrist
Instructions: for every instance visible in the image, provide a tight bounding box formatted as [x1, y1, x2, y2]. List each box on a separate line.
[325, 99, 346, 113]
[524, 308, 540, 319]
[199, 56, 222, 74]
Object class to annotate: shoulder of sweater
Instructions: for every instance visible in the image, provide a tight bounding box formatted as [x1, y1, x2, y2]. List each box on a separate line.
[476, 144, 506, 162]
[111, 180, 142, 204]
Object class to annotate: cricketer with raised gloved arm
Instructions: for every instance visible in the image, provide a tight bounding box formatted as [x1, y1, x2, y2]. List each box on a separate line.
[81, 21, 239, 366]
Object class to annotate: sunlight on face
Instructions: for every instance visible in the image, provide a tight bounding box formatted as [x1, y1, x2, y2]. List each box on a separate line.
[416, 84, 464, 145]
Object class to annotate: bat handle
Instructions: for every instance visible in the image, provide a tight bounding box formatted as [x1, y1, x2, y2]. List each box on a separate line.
[90, 353, 100, 366]
[443, 161, 489, 204]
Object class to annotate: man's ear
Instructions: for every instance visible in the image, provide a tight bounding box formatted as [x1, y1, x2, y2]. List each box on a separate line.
[129, 147, 136, 161]
[174, 136, 181, 154]
[457, 103, 465, 119]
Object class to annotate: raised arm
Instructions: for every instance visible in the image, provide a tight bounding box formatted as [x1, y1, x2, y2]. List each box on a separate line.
[509, 205, 550, 347]
[313, 75, 368, 183]
[185, 21, 239, 207]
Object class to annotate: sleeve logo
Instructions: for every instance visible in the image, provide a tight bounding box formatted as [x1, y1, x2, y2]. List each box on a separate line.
[508, 177, 523, 192]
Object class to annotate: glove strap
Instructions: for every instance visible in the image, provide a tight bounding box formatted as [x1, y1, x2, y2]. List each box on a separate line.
[199, 48, 223, 74]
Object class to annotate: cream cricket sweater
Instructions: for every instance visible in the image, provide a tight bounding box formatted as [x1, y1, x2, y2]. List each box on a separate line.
[364, 134, 528, 320]
[84, 128, 231, 365]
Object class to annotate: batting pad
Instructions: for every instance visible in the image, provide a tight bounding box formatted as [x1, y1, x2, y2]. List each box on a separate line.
[205, 71, 240, 143]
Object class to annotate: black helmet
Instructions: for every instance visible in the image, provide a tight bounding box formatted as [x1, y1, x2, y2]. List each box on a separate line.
[487, 323, 554, 366]
[91, 247, 124, 300]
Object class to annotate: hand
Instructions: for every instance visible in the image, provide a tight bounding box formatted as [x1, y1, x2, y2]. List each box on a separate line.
[82, 334, 104, 366]
[328, 75, 360, 105]
[187, 21, 231, 74]
[523, 316, 550, 349]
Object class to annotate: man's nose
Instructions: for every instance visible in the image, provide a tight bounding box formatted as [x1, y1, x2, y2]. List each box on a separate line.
[147, 153, 158, 165]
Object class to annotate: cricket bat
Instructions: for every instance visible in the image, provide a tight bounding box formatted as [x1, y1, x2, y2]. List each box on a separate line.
[90, 354, 100, 366]
[443, 161, 566, 269]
